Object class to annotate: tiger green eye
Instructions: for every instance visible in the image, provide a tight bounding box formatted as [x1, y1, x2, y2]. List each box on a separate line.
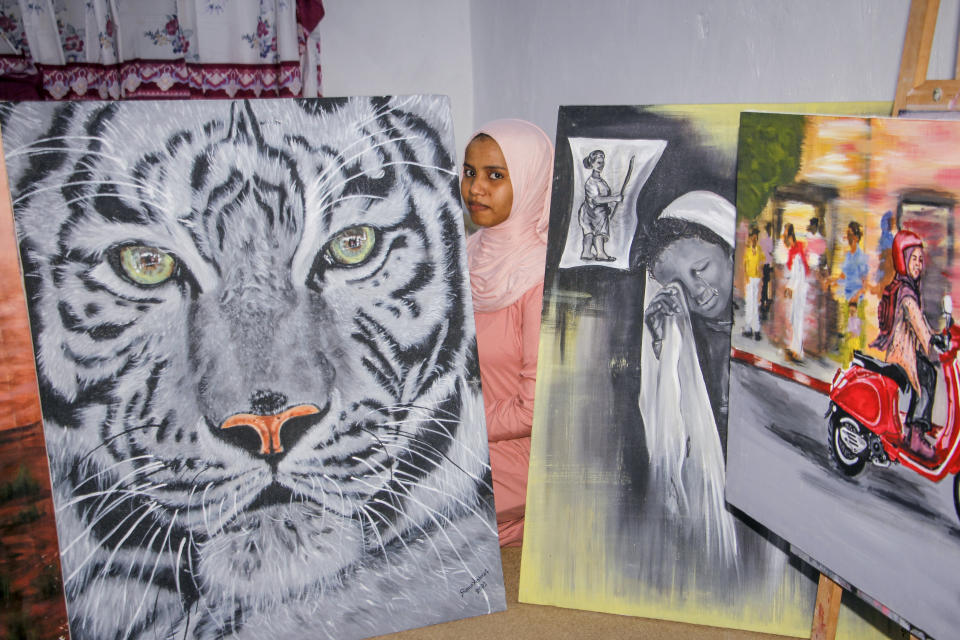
[328, 226, 377, 266]
[119, 245, 176, 285]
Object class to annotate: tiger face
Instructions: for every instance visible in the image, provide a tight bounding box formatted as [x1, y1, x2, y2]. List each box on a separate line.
[4, 97, 501, 639]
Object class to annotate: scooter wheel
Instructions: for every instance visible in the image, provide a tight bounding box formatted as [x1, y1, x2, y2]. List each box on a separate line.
[829, 411, 867, 477]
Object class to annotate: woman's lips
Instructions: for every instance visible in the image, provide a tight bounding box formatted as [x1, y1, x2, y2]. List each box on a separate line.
[467, 201, 488, 212]
[695, 287, 718, 310]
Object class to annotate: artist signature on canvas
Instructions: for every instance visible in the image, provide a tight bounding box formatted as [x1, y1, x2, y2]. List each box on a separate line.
[459, 568, 489, 597]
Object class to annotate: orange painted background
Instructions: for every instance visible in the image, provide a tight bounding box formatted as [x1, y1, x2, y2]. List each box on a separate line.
[0, 147, 69, 639]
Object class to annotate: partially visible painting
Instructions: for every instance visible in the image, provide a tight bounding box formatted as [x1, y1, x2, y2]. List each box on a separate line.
[519, 103, 902, 637]
[0, 96, 504, 639]
[727, 113, 960, 640]
[0, 149, 69, 640]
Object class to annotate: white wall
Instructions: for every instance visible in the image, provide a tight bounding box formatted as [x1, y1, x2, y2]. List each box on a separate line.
[315, 0, 474, 155]
[318, 0, 960, 145]
[472, 0, 931, 137]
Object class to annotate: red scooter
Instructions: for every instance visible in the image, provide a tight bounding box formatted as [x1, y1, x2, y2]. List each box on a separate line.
[827, 296, 960, 522]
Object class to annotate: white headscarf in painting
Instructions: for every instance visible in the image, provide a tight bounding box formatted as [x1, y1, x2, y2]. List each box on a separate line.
[639, 190, 738, 566]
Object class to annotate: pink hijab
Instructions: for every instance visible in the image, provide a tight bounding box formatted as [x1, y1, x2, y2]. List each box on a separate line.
[465, 119, 554, 312]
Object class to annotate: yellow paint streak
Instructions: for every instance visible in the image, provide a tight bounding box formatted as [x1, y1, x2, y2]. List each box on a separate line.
[521, 103, 896, 638]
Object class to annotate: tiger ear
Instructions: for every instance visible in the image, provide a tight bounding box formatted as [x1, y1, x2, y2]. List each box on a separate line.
[227, 100, 265, 146]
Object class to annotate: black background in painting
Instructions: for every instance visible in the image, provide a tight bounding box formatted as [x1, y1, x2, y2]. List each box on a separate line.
[543, 105, 733, 500]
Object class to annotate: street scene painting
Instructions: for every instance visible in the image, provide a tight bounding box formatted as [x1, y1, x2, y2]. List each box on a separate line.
[727, 113, 960, 640]
[519, 104, 899, 637]
[0, 96, 505, 640]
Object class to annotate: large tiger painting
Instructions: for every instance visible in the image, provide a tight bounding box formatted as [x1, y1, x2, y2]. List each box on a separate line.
[0, 96, 505, 639]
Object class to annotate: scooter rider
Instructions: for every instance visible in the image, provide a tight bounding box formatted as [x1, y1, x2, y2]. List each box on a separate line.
[870, 230, 949, 460]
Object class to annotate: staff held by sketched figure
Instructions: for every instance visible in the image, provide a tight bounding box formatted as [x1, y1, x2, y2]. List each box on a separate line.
[578, 149, 630, 261]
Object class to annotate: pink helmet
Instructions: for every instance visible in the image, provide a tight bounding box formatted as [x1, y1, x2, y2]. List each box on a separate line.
[892, 230, 923, 275]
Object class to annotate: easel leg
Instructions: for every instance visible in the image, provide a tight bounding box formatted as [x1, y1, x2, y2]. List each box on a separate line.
[811, 573, 843, 640]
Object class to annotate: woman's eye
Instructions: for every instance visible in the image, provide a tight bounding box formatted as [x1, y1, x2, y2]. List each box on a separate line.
[117, 245, 176, 286]
[490, 171, 504, 180]
[463, 167, 475, 178]
[326, 225, 377, 266]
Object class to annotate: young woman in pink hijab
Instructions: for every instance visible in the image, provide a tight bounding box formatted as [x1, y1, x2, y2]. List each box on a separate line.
[461, 119, 553, 546]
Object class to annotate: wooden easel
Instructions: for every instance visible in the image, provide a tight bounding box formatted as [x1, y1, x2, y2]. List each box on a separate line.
[893, 0, 960, 115]
[809, 4, 946, 638]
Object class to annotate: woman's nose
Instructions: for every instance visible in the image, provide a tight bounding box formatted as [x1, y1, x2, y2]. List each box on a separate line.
[468, 177, 485, 195]
[686, 273, 705, 296]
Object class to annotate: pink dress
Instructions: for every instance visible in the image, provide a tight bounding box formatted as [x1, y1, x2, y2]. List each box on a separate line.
[474, 282, 543, 546]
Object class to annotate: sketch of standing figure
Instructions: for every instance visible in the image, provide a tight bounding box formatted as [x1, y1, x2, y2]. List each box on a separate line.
[578, 149, 623, 261]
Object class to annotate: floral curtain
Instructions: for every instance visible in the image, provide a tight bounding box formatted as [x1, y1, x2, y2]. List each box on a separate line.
[0, 0, 324, 101]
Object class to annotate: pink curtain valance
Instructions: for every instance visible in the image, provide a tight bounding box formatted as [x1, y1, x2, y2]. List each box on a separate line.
[0, 0, 324, 101]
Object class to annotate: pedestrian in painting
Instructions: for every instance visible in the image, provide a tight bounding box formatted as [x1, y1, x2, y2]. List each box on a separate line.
[759, 221, 774, 320]
[578, 149, 623, 261]
[461, 119, 553, 545]
[871, 230, 947, 460]
[831, 221, 868, 365]
[742, 225, 763, 340]
[783, 223, 808, 363]
[640, 190, 736, 565]
[805, 217, 826, 269]
[872, 210, 896, 295]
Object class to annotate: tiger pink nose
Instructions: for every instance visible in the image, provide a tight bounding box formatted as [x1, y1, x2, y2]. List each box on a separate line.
[219, 404, 320, 454]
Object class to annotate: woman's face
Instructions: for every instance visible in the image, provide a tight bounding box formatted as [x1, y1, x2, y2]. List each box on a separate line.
[590, 152, 605, 171]
[653, 237, 732, 320]
[907, 247, 924, 279]
[846, 227, 859, 250]
[461, 136, 513, 228]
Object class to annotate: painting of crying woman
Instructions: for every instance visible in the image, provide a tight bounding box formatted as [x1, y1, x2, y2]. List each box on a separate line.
[518, 104, 902, 638]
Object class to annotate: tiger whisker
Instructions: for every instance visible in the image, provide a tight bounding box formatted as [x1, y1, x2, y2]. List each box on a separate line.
[71, 463, 166, 511]
[65, 501, 159, 584]
[312, 193, 386, 219]
[7, 134, 114, 156]
[5, 147, 145, 182]
[368, 428, 488, 485]
[363, 478, 476, 552]
[355, 500, 411, 557]
[350, 477, 478, 595]
[367, 496, 449, 578]
[123, 510, 179, 639]
[373, 437, 491, 499]
[63, 477, 163, 530]
[309, 119, 419, 189]
[173, 535, 187, 604]
[310, 134, 422, 195]
[67, 488, 164, 563]
[370, 419, 484, 458]
[319, 474, 361, 560]
[347, 96, 419, 146]
[13, 179, 162, 206]
[312, 154, 452, 228]
[71, 453, 160, 492]
[370, 401, 462, 422]
[201, 481, 215, 540]
[393, 470, 496, 536]
[60, 483, 162, 517]
[356, 505, 391, 561]
[55, 190, 164, 214]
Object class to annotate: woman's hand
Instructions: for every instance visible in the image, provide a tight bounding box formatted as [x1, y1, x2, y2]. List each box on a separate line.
[644, 284, 684, 359]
